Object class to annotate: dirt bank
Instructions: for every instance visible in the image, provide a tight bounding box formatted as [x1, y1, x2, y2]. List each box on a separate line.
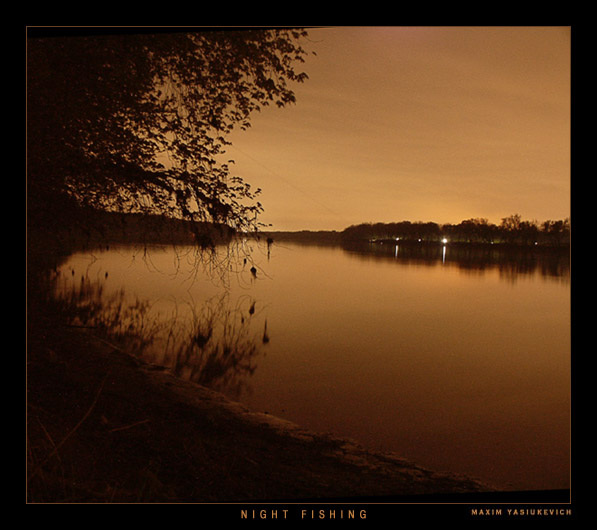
[26, 312, 493, 504]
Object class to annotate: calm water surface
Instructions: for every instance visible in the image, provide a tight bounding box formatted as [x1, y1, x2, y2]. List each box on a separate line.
[54, 240, 570, 492]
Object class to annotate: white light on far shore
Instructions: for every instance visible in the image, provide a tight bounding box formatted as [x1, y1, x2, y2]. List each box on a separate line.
[441, 238, 448, 244]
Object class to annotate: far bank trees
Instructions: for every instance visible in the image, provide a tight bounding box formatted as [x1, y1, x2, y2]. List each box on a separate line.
[342, 216, 570, 247]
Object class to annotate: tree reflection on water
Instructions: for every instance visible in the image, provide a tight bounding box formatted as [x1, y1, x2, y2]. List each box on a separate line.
[48, 273, 267, 399]
[342, 241, 570, 283]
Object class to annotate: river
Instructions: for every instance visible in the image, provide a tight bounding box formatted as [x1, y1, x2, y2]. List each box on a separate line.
[52, 238, 571, 492]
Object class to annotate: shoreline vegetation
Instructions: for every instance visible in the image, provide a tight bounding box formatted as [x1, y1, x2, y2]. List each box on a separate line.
[30, 210, 570, 254]
[26, 211, 570, 504]
[265, 215, 570, 249]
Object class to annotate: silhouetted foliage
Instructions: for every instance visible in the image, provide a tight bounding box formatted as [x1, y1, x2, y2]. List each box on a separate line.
[342, 215, 570, 247]
[27, 28, 310, 245]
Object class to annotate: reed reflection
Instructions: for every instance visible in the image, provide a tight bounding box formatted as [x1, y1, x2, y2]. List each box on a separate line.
[49, 272, 268, 398]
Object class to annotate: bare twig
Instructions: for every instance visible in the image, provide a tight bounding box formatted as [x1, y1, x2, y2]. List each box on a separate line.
[108, 419, 150, 433]
[29, 373, 109, 479]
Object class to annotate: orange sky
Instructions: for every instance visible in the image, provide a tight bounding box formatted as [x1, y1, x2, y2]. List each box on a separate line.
[226, 26, 571, 232]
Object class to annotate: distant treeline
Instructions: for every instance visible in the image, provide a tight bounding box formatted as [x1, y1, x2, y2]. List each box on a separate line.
[341, 215, 570, 247]
[261, 230, 343, 245]
[33, 208, 569, 252]
[29, 209, 237, 255]
[80, 211, 237, 246]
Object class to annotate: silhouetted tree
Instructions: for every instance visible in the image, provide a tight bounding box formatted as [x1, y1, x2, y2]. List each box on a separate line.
[452, 218, 495, 243]
[519, 220, 540, 245]
[342, 215, 569, 248]
[500, 214, 523, 244]
[541, 219, 570, 247]
[27, 28, 310, 244]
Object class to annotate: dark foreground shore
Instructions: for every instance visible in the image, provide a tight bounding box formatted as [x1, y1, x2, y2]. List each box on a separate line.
[26, 309, 494, 504]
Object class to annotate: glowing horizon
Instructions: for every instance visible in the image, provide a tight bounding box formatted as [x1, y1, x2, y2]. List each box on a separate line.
[225, 26, 571, 232]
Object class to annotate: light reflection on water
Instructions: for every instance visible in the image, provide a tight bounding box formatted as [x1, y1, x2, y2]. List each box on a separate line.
[53, 241, 570, 492]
